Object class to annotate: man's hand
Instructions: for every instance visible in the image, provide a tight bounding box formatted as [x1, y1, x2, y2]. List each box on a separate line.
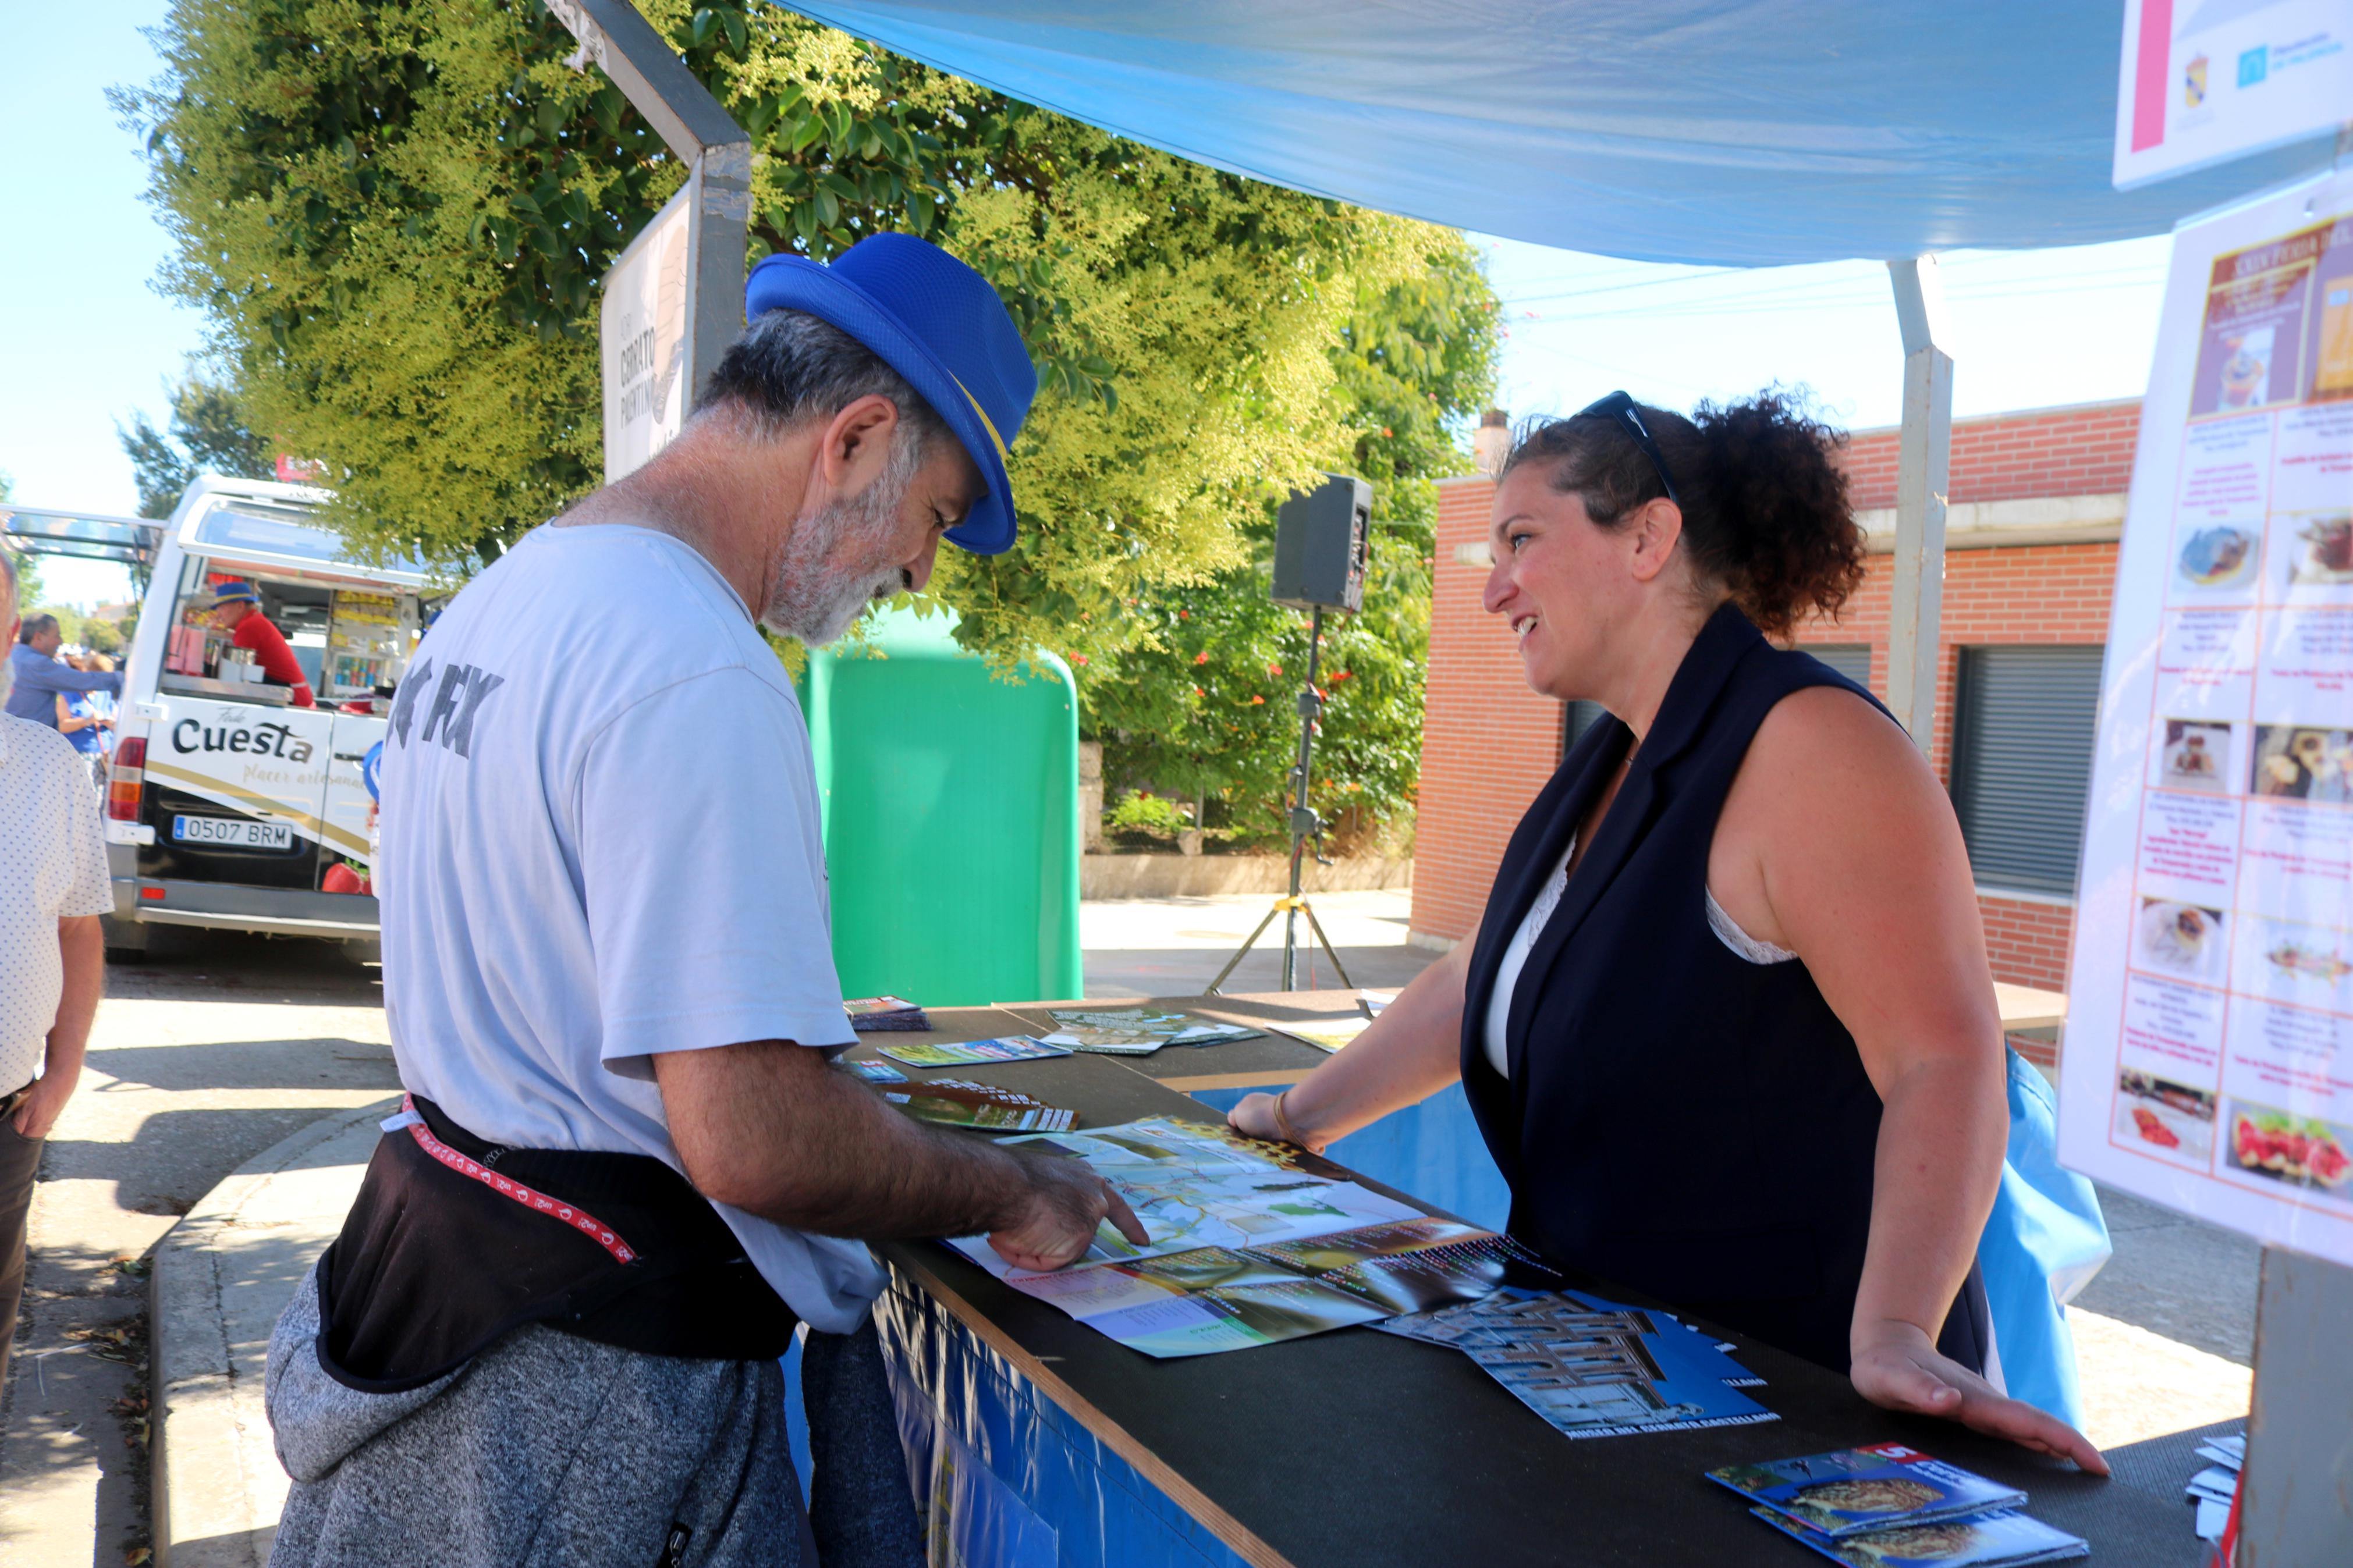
[986, 1151, 1148, 1272]
[12, 1068, 78, 1141]
[1851, 1318, 2109, 1474]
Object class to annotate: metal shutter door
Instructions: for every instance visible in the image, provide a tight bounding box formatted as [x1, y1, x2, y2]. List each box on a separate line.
[1949, 645, 2106, 897]
[1809, 644, 1872, 688]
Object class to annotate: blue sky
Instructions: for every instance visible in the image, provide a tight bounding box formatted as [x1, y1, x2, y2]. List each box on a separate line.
[2, 3, 2173, 610]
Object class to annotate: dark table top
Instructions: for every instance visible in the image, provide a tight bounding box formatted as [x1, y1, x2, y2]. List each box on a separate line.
[849, 1002, 2202, 1568]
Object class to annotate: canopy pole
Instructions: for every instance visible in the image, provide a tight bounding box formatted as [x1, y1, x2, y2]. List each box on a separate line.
[542, 0, 751, 416]
[1884, 256, 1953, 755]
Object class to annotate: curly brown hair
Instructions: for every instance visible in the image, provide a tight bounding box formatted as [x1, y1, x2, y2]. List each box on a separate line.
[1498, 389, 1865, 638]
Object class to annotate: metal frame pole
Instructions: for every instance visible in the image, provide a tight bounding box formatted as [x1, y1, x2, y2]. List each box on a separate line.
[1282, 606, 1327, 989]
[542, 0, 751, 416]
[1885, 255, 1953, 755]
[2240, 1246, 2353, 1559]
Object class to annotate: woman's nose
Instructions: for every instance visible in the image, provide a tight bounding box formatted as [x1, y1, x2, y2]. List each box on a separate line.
[1482, 560, 1516, 616]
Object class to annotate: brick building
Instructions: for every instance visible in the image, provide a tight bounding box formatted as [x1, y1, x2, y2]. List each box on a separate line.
[1409, 397, 2143, 993]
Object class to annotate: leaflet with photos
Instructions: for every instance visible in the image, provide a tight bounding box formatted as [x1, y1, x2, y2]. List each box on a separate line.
[1708, 1445, 2026, 1538]
[2061, 170, 2353, 1267]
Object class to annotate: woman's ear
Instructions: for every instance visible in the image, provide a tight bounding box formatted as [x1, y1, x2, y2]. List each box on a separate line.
[1626, 497, 1685, 584]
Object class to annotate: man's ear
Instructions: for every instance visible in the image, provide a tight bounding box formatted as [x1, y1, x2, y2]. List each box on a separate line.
[815, 393, 903, 503]
[1627, 497, 1685, 585]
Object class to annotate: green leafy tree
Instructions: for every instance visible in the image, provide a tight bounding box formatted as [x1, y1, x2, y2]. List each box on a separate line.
[119, 0, 1456, 662]
[1084, 244, 1498, 848]
[118, 371, 279, 518]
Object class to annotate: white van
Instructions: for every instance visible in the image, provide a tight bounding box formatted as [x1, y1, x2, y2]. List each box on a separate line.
[101, 475, 435, 955]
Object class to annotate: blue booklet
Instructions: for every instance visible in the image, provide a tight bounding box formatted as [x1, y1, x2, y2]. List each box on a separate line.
[1749, 1506, 2088, 1566]
[1708, 1444, 2027, 1538]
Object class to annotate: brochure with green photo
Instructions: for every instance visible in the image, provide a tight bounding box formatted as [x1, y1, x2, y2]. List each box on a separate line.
[876, 1036, 1071, 1069]
[883, 1079, 1076, 1133]
[1039, 1009, 1264, 1053]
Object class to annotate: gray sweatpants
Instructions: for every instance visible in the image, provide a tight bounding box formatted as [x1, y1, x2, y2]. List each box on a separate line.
[266, 1269, 921, 1568]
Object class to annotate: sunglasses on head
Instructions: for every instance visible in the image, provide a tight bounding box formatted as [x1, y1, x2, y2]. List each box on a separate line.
[1574, 390, 1680, 507]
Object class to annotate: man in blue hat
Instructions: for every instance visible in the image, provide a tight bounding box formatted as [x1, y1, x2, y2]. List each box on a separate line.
[265, 233, 1141, 1568]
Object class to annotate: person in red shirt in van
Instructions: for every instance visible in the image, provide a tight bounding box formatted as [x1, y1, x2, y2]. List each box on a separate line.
[208, 581, 315, 707]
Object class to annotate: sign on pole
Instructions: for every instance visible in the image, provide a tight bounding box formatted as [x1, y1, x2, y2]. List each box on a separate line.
[2058, 164, 2353, 1265]
[600, 177, 697, 483]
[2114, 0, 2352, 190]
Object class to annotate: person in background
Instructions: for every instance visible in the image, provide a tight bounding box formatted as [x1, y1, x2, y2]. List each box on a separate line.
[208, 581, 315, 706]
[6, 613, 123, 730]
[56, 650, 116, 795]
[0, 552, 113, 1385]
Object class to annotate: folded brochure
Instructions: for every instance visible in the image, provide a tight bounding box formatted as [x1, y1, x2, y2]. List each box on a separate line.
[1709, 1444, 2027, 1538]
[1277, 1016, 1370, 1054]
[883, 1079, 1076, 1133]
[1038, 1009, 1264, 1054]
[1750, 1506, 2086, 1567]
[1380, 1286, 1774, 1439]
[877, 1036, 1070, 1069]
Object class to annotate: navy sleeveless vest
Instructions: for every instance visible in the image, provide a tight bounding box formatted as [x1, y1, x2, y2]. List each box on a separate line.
[1460, 602, 1987, 1375]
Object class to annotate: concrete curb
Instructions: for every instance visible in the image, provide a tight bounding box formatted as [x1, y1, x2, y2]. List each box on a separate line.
[152, 1097, 396, 1568]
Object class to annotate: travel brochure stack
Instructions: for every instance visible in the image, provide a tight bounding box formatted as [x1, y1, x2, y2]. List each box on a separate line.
[1708, 1445, 2088, 1566]
[1377, 1286, 1776, 1439]
[2185, 1431, 2243, 1542]
[843, 995, 931, 1032]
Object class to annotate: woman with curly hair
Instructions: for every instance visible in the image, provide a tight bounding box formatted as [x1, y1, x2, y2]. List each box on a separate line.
[1230, 390, 2105, 1471]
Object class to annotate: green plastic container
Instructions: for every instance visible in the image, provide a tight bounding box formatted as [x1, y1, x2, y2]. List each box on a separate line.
[799, 606, 1082, 1007]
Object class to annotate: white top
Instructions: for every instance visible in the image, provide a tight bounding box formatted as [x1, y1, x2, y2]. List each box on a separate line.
[377, 524, 882, 1332]
[1480, 835, 1796, 1078]
[0, 714, 114, 1090]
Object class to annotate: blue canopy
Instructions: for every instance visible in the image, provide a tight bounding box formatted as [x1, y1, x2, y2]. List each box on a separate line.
[775, 2, 2337, 266]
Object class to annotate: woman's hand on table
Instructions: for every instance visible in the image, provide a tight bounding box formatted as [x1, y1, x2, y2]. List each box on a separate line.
[1850, 1318, 2109, 1475]
[986, 1151, 1149, 1273]
[1227, 1090, 1328, 1154]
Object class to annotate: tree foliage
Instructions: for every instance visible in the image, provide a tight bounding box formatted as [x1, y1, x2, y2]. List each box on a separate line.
[122, 2, 1472, 648]
[122, 0, 1497, 841]
[117, 371, 279, 518]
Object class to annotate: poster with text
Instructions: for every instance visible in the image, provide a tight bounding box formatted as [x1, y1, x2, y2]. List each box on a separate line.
[2114, 0, 2352, 190]
[2061, 168, 2353, 1268]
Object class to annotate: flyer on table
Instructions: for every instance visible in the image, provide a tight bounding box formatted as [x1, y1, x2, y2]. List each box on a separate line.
[2059, 165, 2353, 1269]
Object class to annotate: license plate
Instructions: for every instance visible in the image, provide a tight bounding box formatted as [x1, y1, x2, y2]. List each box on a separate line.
[172, 815, 295, 851]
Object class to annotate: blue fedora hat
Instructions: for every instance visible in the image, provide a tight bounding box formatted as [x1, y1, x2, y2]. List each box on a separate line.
[743, 234, 1037, 556]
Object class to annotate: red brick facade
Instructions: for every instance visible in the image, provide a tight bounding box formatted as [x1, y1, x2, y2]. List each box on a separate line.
[1411, 399, 2139, 994]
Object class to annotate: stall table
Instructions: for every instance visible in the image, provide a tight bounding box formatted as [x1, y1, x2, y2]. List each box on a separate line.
[849, 1001, 2193, 1567]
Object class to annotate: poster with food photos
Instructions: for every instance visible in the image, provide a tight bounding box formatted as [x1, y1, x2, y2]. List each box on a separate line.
[2060, 167, 2353, 1267]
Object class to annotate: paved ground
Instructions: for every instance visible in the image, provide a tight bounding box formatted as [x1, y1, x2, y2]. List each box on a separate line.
[0, 927, 393, 1566]
[0, 891, 2264, 1560]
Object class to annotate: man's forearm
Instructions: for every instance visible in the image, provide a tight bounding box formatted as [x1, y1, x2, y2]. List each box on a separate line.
[47, 917, 104, 1080]
[656, 1041, 1046, 1240]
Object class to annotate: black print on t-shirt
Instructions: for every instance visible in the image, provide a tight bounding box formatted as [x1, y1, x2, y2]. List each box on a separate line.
[391, 655, 506, 759]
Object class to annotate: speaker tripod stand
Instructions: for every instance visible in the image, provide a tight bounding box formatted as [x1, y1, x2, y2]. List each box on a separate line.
[1207, 605, 1356, 995]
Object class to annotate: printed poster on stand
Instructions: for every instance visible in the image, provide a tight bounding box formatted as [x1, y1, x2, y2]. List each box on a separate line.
[2059, 166, 2353, 1267]
[2114, 0, 2352, 190]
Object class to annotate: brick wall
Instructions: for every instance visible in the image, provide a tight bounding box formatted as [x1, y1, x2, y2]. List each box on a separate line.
[1411, 477, 1567, 946]
[1841, 399, 2142, 511]
[1410, 399, 2140, 991]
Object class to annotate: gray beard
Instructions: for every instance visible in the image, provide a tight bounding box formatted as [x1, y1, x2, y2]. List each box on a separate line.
[758, 468, 915, 646]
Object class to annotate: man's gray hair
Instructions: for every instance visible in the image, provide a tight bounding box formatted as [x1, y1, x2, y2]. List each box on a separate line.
[19, 610, 58, 645]
[701, 308, 950, 457]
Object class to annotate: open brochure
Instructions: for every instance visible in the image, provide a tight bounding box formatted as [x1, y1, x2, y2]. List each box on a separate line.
[1037, 1009, 1265, 1054]
[1379, 1286, 1774, 1439]
[882, 1079, 1076, 1133]
[943, 1118, 1536, 1356]
[877, 1036, 1070, 1069]
[1708, 1445, 2027, 1538]
[1749, 1507, 2087, 1567]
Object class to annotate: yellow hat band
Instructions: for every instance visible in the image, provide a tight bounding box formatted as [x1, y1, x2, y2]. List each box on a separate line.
[948, 372, 1010, 464]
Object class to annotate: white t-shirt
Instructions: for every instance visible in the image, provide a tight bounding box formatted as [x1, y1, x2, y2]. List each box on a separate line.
[377, 522, 882, 1332]
[0, 714, 115, 1090]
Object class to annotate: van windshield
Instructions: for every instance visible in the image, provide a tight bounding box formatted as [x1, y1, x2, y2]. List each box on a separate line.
[186, 501, 431, 578]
